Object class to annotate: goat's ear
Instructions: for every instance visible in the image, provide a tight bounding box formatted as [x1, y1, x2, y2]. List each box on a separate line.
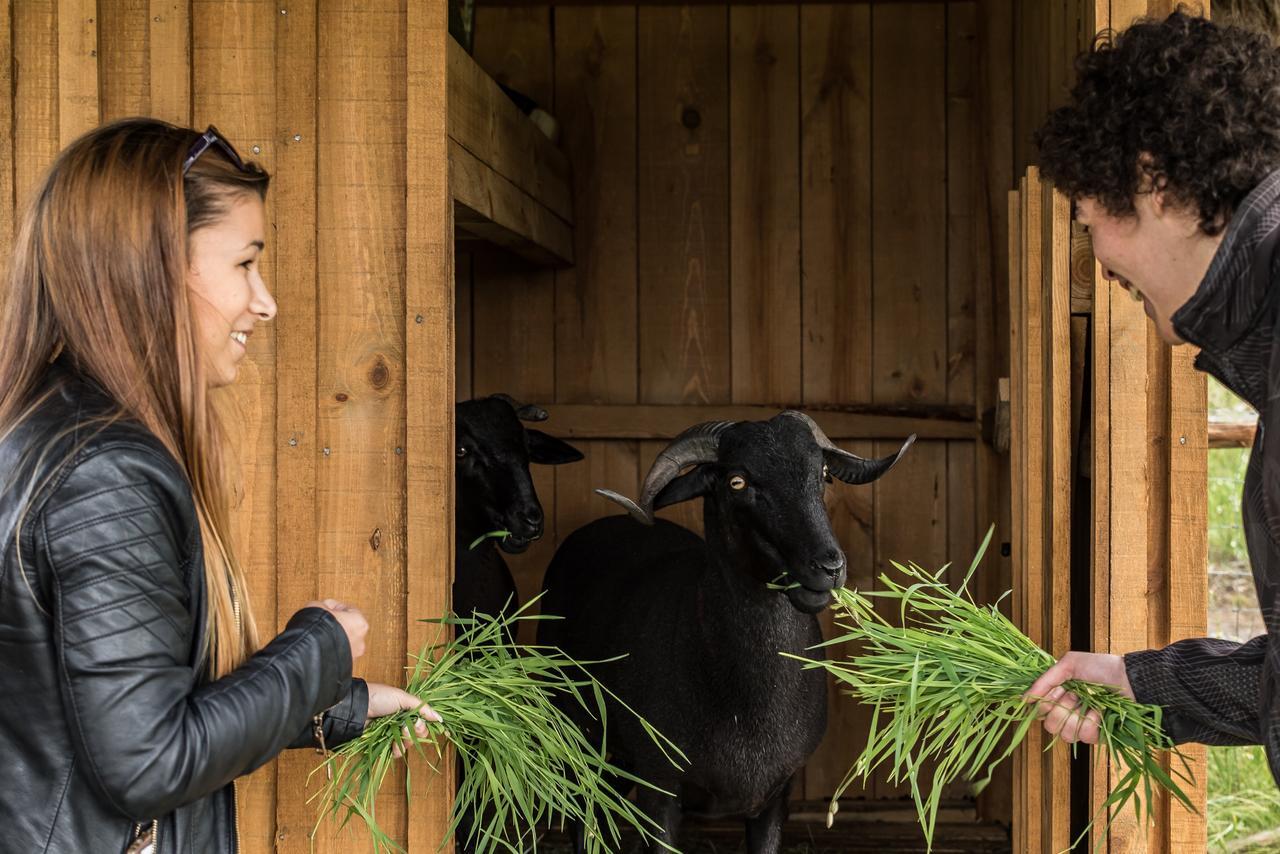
[526, 429, 584, 465]
[653, 465, 715, 509]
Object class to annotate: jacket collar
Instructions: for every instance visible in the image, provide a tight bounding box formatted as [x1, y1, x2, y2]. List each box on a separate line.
[1171, 169, 1280, 410]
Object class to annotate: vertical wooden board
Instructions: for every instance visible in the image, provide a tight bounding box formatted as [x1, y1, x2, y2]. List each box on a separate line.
[947, 2, 978, 412]
[14, 1, 59, 209]
[1106, 286, 1151, 853]
[555, 6, 637, 407]
[472, 252, 556, 404]
[872, 439, 948, 801]
[729, 4, 800, 406]
[1166, 345, 1207, 851]
[473, 6, 553, 107]
[1006, 188, 1024, 852]
[406, 0, 456, 846]
[0, 0, 12, 242]
[99, 0, 150, 121]
[193, 3, 280, 848]
[1018, 172, 1047, 854]
[1042, 182, 1072, 854]
[638, 5, 730, 407]
[800, 4, 871, 408]
[1089, 252, 1112, 851]
[313, 2, 409, 849]
[455, 251, 473, 401]
[871, 3, 947, 407]
[57, 0, 98, 147]
[150, 0, 192, 125]
[807, 439, 877, 799]
[1013, 0, 1047, 173]
[270, 0, 319, 849]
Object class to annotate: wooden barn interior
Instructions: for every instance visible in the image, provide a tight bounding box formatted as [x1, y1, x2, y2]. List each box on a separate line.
[0, 0, 1215, 852]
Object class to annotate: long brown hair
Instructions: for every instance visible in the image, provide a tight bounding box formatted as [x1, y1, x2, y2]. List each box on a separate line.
[0, 118, 270, 678]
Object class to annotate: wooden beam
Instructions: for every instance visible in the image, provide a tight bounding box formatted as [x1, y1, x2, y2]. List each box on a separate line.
[407, 0, 456, 848]
[1209, 418, 1257, 448]
[450, 139, 574, 266]
[448, 36, 572, 222]
[538, 404, 978, 441]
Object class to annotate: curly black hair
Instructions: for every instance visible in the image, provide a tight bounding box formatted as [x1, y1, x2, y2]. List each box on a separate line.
[1036, 8, 1280, 235]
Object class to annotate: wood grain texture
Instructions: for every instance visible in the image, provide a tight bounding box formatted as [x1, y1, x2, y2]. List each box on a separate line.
[0, 0, 12, 242]
[1006, 187, 1024, 854]
[871, 2, 947, 406]
[150, 0, 192, 125]
[730, 3, 801, 405]
[312, 2, 409, 848]
[1041, 182, 1072, 854]
[99, 0, 149, 121]
[448, 35, 573, 223]
[14, 0, 58, 208]
[554, 6, 638, 406]
[800, 4, 871, 408]
[56, 0, 98, 147]
[270, 0, 320, 849]
[639, 4, 731, 407]
[406, 0, 456, 846]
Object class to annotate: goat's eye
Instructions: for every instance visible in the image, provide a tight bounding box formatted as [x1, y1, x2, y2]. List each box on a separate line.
[456, 446, 468, 459]
[729, 475, 747, 491]
[822, 464, 831, 482]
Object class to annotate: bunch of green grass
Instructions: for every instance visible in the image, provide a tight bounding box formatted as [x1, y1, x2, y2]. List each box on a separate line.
[312, 596, 685, 853]
[787, 527, 1194, 853]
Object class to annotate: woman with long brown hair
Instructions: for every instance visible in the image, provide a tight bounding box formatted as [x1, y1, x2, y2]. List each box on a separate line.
[0, 118, 438, 853]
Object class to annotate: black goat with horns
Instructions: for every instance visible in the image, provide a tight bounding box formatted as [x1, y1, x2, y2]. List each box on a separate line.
[539, 410, 914, 853]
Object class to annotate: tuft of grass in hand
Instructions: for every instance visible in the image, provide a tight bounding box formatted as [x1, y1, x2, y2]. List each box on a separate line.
[468, 530, 512, 551]
[787, 526, 1195, 853]
[311, 595, 686, 854]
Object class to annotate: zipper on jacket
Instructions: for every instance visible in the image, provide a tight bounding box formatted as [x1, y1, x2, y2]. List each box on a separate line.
[233, 782, 241, 853]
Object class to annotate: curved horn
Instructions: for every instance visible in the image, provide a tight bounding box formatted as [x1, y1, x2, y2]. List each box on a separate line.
[596, 421, 735, 525]
[491, 393, 549, 422]
[781, 410, 915, 485]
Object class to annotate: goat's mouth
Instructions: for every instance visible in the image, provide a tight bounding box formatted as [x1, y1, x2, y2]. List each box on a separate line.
[785, 584, 832, 614]
[499, 533, 538, 554]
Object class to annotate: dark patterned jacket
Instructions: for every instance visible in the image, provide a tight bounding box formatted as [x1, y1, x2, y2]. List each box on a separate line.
[1125, 169, 1280, 784]
[0, 361, 368, 852]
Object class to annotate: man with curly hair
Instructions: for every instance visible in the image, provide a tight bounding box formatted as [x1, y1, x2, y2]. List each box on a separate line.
[1024, 8, 1280, 786]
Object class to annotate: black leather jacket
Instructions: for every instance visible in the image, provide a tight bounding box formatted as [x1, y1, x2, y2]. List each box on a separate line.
[0, 363, 369, 853]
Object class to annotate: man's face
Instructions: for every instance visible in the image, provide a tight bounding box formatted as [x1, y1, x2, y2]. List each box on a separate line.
[1075, 192, 1225, 345]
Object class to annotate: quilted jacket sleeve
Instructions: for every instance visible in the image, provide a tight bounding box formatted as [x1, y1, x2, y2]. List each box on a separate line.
[42, 440, 358, 821]
[1124, 635, 1266, 746]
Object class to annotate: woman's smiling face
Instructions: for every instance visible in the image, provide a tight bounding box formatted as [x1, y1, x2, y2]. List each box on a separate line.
[187, 195, 276, 388]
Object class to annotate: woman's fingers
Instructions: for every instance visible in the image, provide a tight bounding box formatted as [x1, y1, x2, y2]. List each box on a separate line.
[391, 719, 430, 759]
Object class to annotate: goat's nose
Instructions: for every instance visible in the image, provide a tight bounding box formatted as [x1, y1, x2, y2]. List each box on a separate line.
[813, 550, 846, 579]
[520, 507, 544, 529]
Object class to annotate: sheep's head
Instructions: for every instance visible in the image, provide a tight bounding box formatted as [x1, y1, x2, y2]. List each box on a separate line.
[456, 395, 583, 553]
[597, 412, 913, 614]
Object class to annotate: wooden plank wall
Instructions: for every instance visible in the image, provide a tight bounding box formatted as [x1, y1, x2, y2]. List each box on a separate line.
[1, 3, 455, 852]
[466, 0, 1011, 806]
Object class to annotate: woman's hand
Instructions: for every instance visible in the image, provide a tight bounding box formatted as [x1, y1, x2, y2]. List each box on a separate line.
[304, 599, 369, 659]
[1024, 651, 1134, 745]
[365, 682, 443, 759]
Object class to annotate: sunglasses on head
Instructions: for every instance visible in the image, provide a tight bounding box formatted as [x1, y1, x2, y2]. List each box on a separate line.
[182, 125, 248, 175]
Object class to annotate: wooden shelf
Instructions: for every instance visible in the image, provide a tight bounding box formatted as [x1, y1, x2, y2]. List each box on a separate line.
[448, 38, 574, 267]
